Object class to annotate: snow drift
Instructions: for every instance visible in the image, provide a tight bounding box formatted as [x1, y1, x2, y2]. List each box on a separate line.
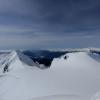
[0, 50, 100, 100]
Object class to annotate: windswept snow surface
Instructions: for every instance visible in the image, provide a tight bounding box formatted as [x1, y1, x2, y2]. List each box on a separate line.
[0, 51, 100, 100]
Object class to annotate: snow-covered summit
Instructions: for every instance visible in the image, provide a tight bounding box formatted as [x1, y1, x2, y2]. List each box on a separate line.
[0, 50, 35, 74]
[0, 50, 100, 100]
[51, 51, 100, 68]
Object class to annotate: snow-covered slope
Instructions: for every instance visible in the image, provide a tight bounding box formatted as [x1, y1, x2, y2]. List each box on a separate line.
[0, 51, 100, 100]
[0, 51, 22, 74]
[16, 50, 34, 66]
[51, 52, 100, 68]
[0, 50, 35, 74]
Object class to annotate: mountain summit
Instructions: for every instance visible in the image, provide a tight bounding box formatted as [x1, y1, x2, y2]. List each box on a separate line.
[0, 50, 35, 74]
[0, 50, 100, 100]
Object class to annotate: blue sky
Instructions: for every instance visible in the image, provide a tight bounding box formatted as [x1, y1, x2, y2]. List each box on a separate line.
[0, 0, 100, 49]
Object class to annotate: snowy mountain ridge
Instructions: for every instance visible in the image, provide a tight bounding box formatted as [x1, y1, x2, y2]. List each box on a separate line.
[0, 50, 100, 100]
[0, 50, 100, 74]
[0, 50, 35, 74]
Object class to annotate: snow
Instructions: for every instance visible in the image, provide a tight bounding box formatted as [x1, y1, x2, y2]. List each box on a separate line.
[0, 51, 100, 100]
[16, 50, 34, 66]
[0, 51, 18, 74]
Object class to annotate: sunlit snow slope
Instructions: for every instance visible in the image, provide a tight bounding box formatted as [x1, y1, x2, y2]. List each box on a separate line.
[0, 51, 100, 100]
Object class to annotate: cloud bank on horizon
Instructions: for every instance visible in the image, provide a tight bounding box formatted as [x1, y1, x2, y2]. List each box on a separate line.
[0, 0, 100, 49]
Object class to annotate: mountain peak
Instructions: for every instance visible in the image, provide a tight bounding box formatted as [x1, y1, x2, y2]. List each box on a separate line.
[0, 50, 35, 74]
